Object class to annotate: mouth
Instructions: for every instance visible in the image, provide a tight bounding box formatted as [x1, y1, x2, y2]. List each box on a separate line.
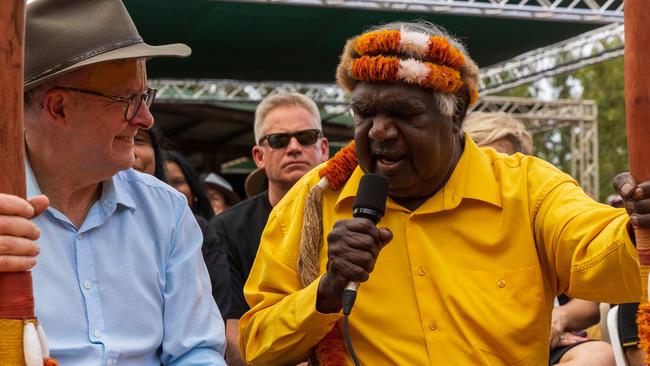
[283, 161, 310, 169]
[373, 153, 407, 174]
[115, 135, 134, 143]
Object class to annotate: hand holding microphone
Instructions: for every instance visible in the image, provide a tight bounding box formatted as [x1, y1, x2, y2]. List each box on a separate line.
[316, 174, 392, 314]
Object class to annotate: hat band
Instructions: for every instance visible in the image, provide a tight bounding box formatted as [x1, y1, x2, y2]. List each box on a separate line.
[26, 36, 144, 85]
[350, 55, 464, 94]
[354, 29, 465, 70]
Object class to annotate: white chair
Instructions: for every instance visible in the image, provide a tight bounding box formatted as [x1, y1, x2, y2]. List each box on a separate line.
[607, 305, 631, 366]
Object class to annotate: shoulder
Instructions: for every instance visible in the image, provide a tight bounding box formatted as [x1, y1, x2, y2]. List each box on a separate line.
[481, 147, 575, 185]
[115, 169, 189, 215]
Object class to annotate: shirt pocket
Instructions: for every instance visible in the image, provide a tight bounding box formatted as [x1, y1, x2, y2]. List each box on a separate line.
[454, 266, 546, 364]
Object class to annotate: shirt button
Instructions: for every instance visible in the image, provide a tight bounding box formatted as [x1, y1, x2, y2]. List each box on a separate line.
[94, 329, 101, 338]
[428, 321, 438, 331]
[84, 280, 92, 290]
[417, 267, 427, 276]
[497, 279, 507, 288]
[77, 233, 83, 240]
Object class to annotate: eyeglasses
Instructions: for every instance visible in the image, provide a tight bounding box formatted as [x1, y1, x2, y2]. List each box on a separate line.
[51, 86, 157, 121]
[258, 129, 322, 149]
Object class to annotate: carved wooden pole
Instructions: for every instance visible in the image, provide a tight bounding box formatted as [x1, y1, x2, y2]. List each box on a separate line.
[0, 1, 30, 365]
[624, 1, 650, 363]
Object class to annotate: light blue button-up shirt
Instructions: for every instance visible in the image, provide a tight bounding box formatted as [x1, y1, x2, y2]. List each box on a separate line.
[27, 163, 227, 366]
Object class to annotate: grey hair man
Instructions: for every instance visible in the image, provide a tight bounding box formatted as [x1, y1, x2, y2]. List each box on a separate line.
[209, 92, 329, 365]
[0, 0, 226, 364]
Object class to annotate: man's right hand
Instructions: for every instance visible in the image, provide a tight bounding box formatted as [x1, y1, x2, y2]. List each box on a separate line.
[0, 193, 48, 272]
[316, 218, 392, 313]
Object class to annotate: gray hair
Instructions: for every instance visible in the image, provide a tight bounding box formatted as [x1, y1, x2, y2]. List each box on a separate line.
[253, 92, 322, 144]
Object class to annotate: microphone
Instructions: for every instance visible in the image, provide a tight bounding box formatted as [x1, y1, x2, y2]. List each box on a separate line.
[343, 174, 388, 315]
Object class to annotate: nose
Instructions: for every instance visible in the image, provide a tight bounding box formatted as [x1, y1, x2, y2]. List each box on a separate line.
[368, 115, 399, 142]
[129, 102, 155, 129]
[285, 136, 304, 155]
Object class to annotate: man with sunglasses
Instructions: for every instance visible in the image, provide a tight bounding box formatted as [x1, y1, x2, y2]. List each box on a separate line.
[0, 0, 226, 365]
[208, 92, 328, 365]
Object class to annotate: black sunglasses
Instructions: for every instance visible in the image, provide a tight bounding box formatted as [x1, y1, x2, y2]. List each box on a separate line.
[258, 129, 322, 149]
[50, 86, 157, 122]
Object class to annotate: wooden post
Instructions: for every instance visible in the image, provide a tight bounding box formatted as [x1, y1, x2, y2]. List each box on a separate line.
[625, 1, 650, 364]
[0, 1, 30, 365]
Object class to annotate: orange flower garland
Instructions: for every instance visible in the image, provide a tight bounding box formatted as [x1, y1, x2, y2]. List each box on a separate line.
[351, 55, 464, 94]
[354, 30, 465, 70]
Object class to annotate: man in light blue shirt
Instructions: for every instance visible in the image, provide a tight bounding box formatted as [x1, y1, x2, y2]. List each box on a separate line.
[0, 0, 226, 364]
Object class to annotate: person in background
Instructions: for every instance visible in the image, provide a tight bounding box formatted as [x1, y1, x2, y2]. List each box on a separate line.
[209, 92, 329, 365]
[463, 111, 533, 155]
[161, 150, 232, 318]
[202, 172, 241, 215]
[163, 150, 214, 221]
[133, 127, 167, 181]
[0, 0, 226, 364]
[465, 111, 614, 366]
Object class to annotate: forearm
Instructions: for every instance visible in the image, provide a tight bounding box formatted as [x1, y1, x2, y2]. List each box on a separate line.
[240, 277, 340, 365]
[558, 299, 600, 331]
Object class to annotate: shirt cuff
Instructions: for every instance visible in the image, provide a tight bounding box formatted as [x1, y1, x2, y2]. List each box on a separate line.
[294, 275, 342, 339]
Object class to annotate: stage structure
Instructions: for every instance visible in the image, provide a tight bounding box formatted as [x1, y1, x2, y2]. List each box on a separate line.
[229, 0, 622, 23]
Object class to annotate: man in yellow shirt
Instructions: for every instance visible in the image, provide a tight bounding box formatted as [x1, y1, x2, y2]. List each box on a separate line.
[239, 21, 646, 365]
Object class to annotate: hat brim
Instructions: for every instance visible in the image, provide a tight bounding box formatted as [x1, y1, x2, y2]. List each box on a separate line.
[245, 168, 267, 198]
[25, 41, 191, 91]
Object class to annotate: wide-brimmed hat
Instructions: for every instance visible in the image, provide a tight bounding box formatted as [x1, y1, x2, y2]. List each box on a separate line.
[245, 168, 268, 198]
[203, 173, 241, 206]
[25, 0, 191, 91]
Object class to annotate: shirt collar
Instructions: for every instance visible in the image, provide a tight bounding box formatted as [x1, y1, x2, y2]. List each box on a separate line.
[25, 158, 136, 211]
[334, 134, 502, 214]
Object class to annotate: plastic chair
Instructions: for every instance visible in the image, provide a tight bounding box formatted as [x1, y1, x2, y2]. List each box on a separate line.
[607, 305, 631, 366]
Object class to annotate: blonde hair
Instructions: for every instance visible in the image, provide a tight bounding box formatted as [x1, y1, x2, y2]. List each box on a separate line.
[253, 92, 322, 144]
[463, 112, 533, 155]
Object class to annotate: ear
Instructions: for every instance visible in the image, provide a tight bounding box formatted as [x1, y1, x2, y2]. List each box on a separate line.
[319, 136, 330, 161]
[452, 87, 470, 133]
[41, 89, 70, 127]
[252, 145, 265, 169]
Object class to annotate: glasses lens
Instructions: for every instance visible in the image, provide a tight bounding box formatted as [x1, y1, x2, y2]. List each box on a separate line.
[126, 94, 143, 121]
[295, 130, 320, 146]
[267, 134, 291, 148]
[145, 89, 157, 107]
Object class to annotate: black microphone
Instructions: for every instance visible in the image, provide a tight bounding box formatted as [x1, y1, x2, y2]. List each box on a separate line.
[343, 174, 388, 315]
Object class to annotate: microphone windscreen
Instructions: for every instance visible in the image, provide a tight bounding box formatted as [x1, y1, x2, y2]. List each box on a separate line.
[353, 174, 389, 217]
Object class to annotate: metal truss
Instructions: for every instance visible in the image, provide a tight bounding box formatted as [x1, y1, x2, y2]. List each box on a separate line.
[151, 79, 350, 105]
[220, 0, 622, 24]
[151, 22, 624, 101]
[479, 22, 624, 95]
[473, 96, 599, 198]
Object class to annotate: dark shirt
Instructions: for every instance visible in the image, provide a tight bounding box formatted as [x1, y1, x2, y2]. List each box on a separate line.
[196, 214, 231, 319]
[208, 191, 273, 319]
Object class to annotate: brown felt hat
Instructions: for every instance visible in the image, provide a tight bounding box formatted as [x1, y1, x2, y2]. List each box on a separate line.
[244, 168, 268, 198]
[25, 0, 191, 91]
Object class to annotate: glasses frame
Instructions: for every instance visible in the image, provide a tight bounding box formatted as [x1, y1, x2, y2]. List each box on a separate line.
[258, 129, 322, 149]
[50, 86, 157, 121]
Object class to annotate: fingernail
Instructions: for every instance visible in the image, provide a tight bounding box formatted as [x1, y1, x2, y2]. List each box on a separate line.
[621, 183, 632, 196]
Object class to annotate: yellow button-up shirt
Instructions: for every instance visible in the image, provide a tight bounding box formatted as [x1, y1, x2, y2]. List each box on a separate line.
[240, 137, 640, 365]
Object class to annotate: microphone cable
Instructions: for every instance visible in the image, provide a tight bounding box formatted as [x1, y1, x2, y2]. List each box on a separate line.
[341, 173, 388, 366]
